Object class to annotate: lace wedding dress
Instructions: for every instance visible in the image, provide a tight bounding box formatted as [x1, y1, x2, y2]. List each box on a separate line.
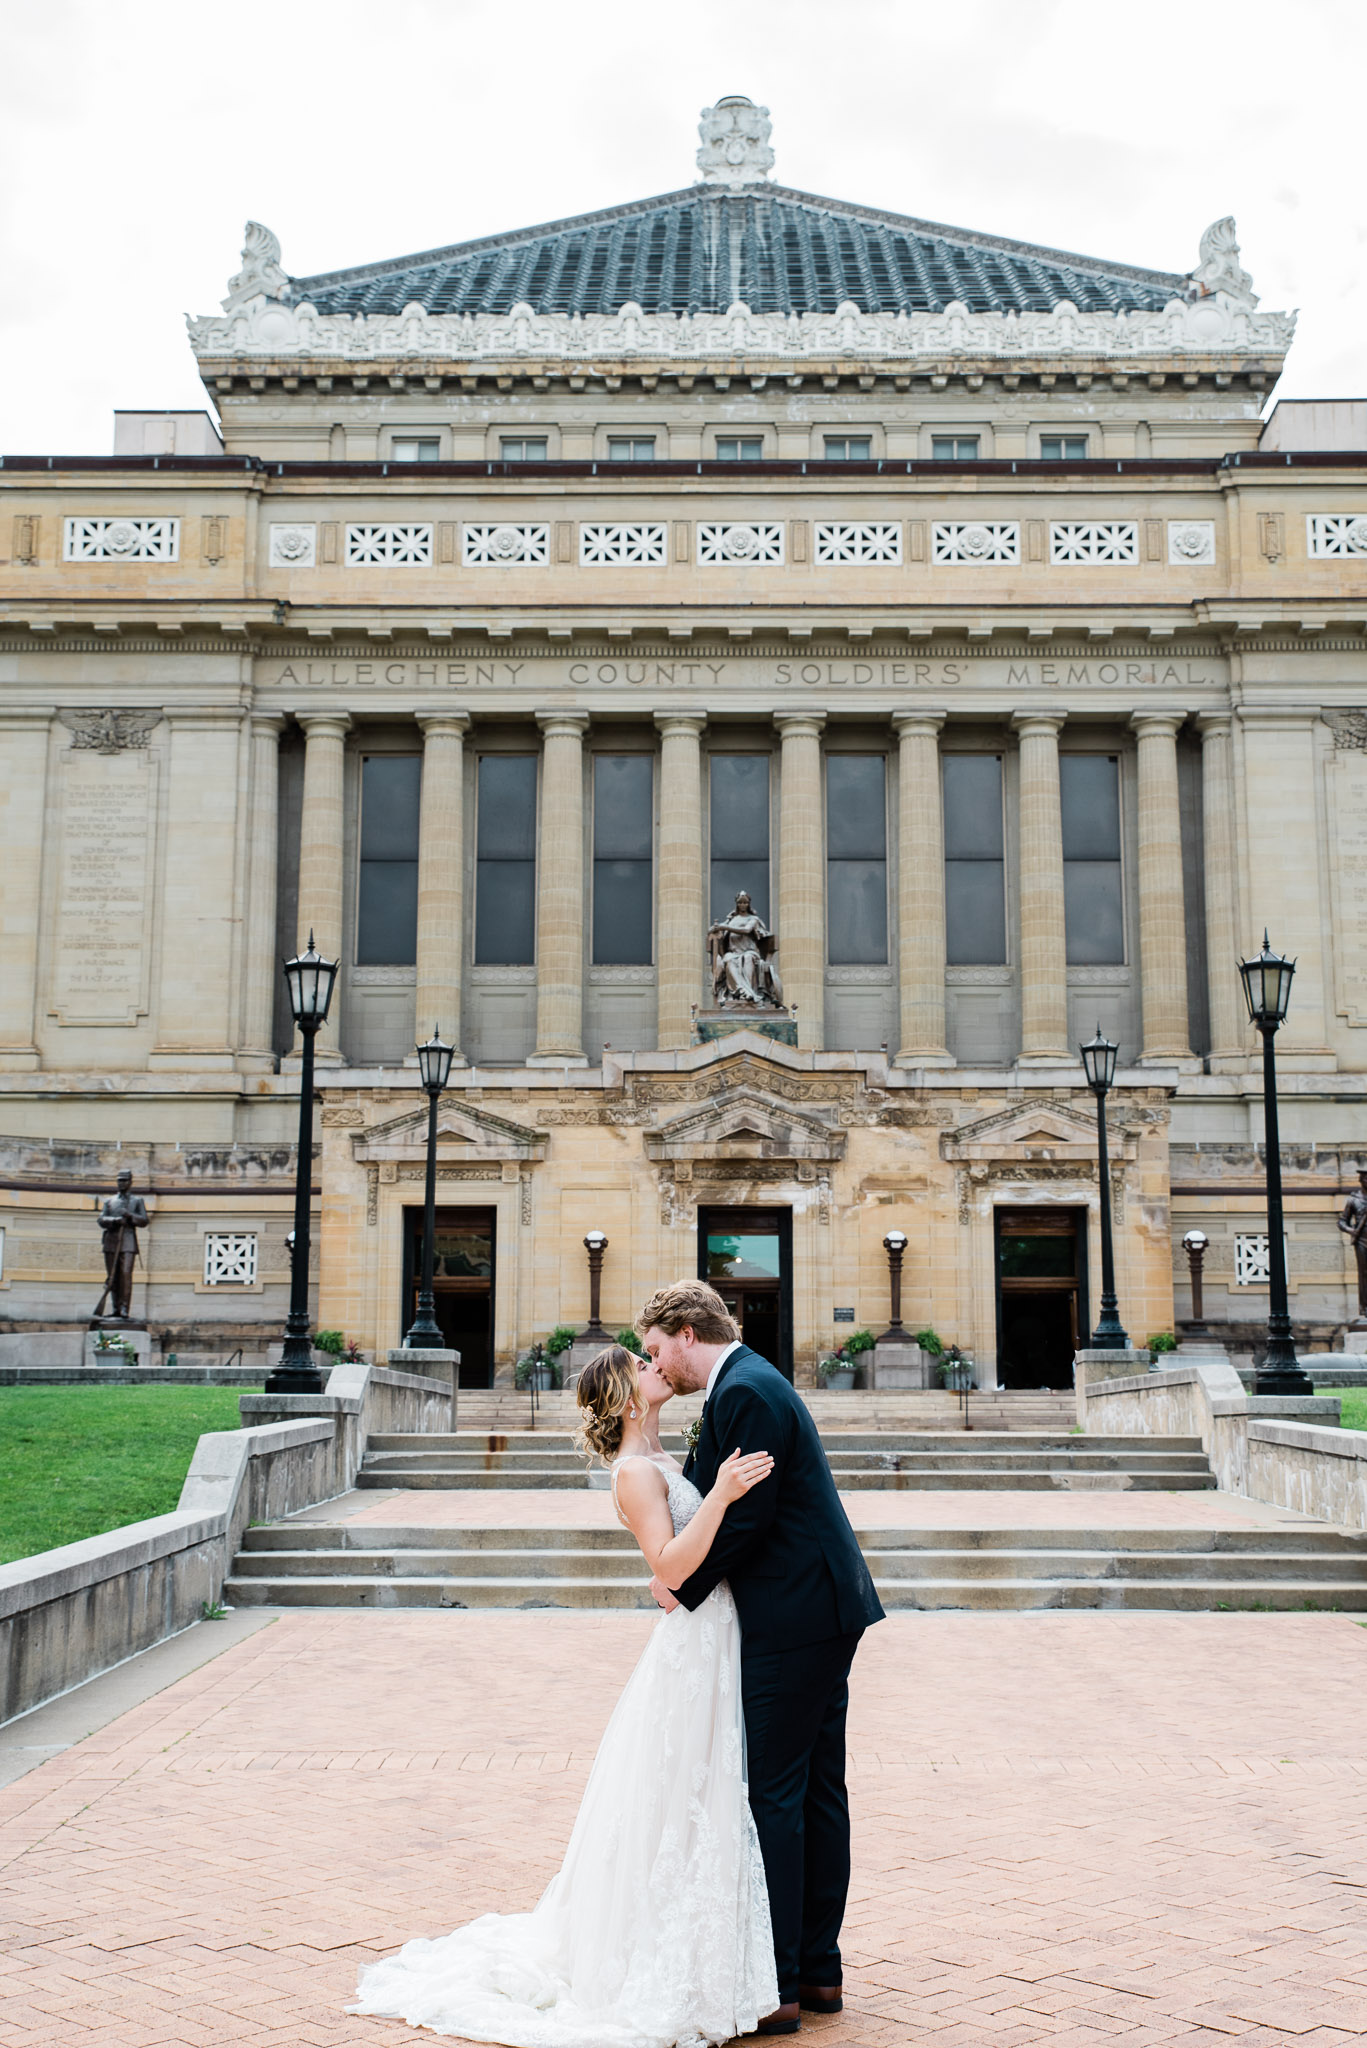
[352, 1455, 777, 2047]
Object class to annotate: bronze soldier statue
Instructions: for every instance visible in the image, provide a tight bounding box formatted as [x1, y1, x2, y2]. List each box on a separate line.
[93, 1168, 149, 1323]
[1338, 1168, 1367, 1328]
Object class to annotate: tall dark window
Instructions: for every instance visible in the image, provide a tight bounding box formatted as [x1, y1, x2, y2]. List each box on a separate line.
[357, 755, 420, 965]
[826, 756, 887, 963]
[474, 756, 537, 965]
[593, 754, 653, 964]
[709, 755, 769, 922]
[943, 755, 1006, 965]
[1061, 754, 1124, 964]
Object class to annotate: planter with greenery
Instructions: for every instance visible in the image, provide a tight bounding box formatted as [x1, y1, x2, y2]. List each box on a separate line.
[314, 1329, 346, 1358]
[915, 1327, 945, 1358]
[935, 1344, 975, 1391]
[1147, 1331, 1178, 1354]
[817, 1354, 857, 1390]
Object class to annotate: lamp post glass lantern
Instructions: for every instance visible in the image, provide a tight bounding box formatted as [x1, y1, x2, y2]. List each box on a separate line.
[1080, 1024, 1128, 1350]
[1237, 934, 1312, 1394]
[266, 934, 339, 1393]
[405, 1027, 456, 1349]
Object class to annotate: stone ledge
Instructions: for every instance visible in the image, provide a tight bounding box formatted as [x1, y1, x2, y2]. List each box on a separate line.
[1248, 1419, 1367, 1461]
[0, 1509, 226, 1621]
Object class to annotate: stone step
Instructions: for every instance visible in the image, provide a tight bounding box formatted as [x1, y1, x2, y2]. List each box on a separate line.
[362, 1445, 1211, 1472]
[353, 1466, 1216, 1492]
[363, 1431, 1207, 1454]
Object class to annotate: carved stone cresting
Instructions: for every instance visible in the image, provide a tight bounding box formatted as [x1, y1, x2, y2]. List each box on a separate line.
[1186, 217, 1258, 312]
[188, 294, 1297, 367]
[223, 220, 289, 311]
[59, 710, 162, 754]
[1326, 712, 1367, 750]
[696, 96, 774, 186]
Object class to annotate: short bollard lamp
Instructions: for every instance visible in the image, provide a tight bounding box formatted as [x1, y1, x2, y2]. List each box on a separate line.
[266, 934, 340, 1393]
[404, 1027, 456, 1349]
[582, 1229, 610, 1346]
[881, 1229, 908, 1337]
[1080, 1024, 1129, 1350]
[1181, 1229, 1211, 1339]
[1237, 933, 1312, 1394]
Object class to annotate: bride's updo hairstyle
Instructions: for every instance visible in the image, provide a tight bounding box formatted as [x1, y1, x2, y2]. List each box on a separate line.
[573, 1345, 642, 1464]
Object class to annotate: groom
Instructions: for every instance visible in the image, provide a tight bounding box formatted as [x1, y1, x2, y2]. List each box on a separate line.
[639, 1279, 885, 2037]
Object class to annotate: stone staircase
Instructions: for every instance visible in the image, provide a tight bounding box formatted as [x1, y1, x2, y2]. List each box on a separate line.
[355, 1430, 1217, 1492]
[454, 1389, 1077, 1433]
[226, 1521, 1367, 1613]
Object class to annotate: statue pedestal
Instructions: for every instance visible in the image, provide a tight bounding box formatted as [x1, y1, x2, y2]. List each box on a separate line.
[872, 1337, 927, 1389]
[1341, 1326, 1367, 1354]
[693, 1008, 797, 1048]
[85, 1328, 153, 1370]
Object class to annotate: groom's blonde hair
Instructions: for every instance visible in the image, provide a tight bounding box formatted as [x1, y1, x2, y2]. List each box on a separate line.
[637, 1279, 738, 1345]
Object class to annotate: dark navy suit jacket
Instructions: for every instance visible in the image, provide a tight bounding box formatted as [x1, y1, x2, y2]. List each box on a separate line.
[676, 1345, 885, 1651]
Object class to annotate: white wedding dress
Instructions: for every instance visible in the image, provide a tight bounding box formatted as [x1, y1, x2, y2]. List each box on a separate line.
[352, 1455, 778, 2047]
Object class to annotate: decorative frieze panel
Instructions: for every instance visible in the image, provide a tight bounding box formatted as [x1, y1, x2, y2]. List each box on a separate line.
[697, 522, 785, 565]
[579, 523, 667, 565]
[932, 522, 1020, 565]
[463, 523, 550, 565]
[203, 1232, 258, 1286]
[1233, 1232, 1271, 1286]
[1167, 520, 1215, 565]
[269, 523, 316, 567]
[63, 517, 179, 562]
[1049, 521, 1139, 564]
[344, 523, 433, 565]
[813, 522, 902, 565]
[1307, 514, 1367, 558]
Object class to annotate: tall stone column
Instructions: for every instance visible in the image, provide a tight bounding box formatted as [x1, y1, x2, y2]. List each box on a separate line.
[151, 709, 242, 1069]
[775, 713, 826, 1049]
[295, 711, 351, 1062]
[1198, 712, 1244, 1067]
[893, 710, 952, 1066]
[241, 712, 284, 1069]
[1131, 710, 1193, 1063]
[531, 710, 588, 1065]
[654, 711, 706, 1050]
[415, 712, 470, 1059]
[0, 710, 49, 1069]
[1012, 709, 1070, 1063]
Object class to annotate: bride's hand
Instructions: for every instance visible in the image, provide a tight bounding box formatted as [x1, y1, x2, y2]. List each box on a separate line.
[713, 1448, 774, 1504]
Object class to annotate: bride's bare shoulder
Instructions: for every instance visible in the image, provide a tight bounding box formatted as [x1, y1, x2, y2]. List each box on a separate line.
[612, 1454, 670, 1498]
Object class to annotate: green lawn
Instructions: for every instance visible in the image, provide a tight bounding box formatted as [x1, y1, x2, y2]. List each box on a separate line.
[0, 1385, 250, 1566]
[1322, 1387, 1367, 1432]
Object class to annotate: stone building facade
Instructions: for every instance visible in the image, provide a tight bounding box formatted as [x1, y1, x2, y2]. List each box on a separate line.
[3, 98, 1366, 1382]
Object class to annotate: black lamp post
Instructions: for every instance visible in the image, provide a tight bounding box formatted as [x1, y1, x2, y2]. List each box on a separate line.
[1238, 933, 1312, 1394]
[1080, 1024, 1129, 1350]
[880, 1229, 908, 1339]
[582, 1230, 610, 1346]
[265, 933, 339, 1393]
[404, 1027, 456, 1349]
[1181, 1229, 1211, 1340]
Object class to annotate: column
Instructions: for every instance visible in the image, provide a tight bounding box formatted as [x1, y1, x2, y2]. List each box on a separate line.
[1198, 712, 1245, 1066]
[893, 710, 953, 1066]
[151, 709, 243, 1069]
[240, 712, 284, 1068]
[531, 710, 588, 1065]
[1131, 710, 1193, 1063]
[1012, 709, 1070, 1063]
[0, 711, 48, 1069]
[415, 712, 470, 1059]
[775, 713, 826, 1049]
[1238, 710, 1333, 1065]
[654, 711, 706, 1050]
[295, 710, 351, 1062]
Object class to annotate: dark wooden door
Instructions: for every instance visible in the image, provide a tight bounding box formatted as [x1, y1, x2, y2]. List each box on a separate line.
[698, 1205, 793, 1380]
[404, 1206, 496, 1389]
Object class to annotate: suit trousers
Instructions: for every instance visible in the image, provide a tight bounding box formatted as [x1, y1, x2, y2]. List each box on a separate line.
[741, 1631, 861, 2001]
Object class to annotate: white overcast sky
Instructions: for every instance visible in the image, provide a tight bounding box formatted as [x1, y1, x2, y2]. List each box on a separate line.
[3, 0, 1364, 454]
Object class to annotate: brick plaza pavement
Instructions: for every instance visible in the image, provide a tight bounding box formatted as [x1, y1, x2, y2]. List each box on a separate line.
[2, 1608, 1367, 2045]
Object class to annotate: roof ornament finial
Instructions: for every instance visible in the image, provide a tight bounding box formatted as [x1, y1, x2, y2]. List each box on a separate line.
[222, 221, 289, 312]
[1186, 216, 1258, 311]
[696, 95, 774, 187]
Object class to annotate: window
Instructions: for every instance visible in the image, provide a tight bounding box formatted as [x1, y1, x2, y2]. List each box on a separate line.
[500, 438, 548, 461]
[475, 756, 537, 964]
[823, 437, 871, 460]
[593, 755, 653, 964]
[606, 437, 656, 461]
[826, 756, 887, 964]
[943, 755, 1006, 965]
[709, 755, 770, 923]
[203, 1233, 258, 1287]
[931, 436, 980, 461]
[1061, 755, 1123, 964]
[357, 756, 420, 965]
[391, 438, 440, 462]
[1039, 435, 1089, 460]
[715, 437, 763, 460]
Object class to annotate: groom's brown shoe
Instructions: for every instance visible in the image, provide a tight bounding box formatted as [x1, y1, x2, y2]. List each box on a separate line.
[752, 2002, 801, 2034]
[799, 1984, 843, 2013]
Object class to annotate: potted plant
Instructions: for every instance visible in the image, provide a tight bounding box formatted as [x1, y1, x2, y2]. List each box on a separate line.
[1147, 1331, 1178, 1354]
[935, 1344, 974, 1391]
[516, 1329, 574, 1392]
[818, 1353, 858, 1391]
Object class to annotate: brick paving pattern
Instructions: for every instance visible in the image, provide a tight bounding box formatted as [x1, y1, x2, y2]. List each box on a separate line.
[1, 1609, 1366, 2044]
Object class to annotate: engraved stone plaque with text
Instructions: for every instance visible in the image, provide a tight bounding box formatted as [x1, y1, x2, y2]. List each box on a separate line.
[51, 749, 158, 1025]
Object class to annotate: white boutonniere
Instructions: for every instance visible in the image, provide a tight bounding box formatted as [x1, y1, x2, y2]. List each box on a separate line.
[683, 1414, 704, 1454]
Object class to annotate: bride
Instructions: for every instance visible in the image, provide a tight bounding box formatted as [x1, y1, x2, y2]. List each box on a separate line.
[352, 1343, 779, 2047]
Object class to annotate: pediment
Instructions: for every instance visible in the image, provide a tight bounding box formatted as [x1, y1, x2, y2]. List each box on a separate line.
[645, 1085, 845, 1164]
[352, 1100, 548, 1163]
[942, 1098, 1132, 1163]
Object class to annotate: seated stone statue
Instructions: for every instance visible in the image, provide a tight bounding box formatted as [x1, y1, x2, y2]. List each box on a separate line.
[708, 892, 785, 1009]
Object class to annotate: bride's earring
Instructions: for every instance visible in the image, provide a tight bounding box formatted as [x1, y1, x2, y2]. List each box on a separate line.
[628, 1404, 637, 1419]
